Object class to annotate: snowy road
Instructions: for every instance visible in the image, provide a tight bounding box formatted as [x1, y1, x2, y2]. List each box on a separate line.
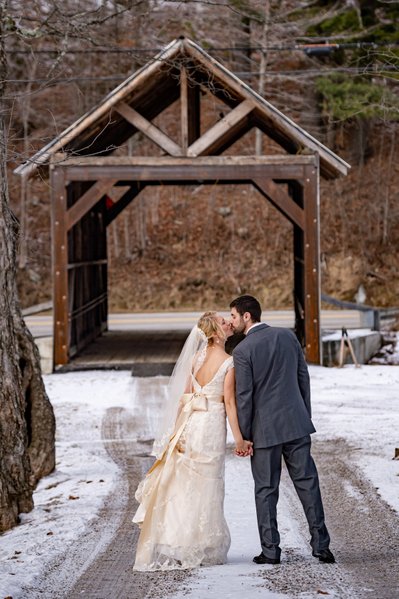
[1, 367, 398, 598]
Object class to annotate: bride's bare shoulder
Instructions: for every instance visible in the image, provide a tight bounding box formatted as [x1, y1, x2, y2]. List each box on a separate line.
[221, 351, 233, 368]
[208, 349, 230, 368]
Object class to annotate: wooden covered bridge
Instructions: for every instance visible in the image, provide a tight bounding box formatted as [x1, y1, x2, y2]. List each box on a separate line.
[15, 37, 350, 368]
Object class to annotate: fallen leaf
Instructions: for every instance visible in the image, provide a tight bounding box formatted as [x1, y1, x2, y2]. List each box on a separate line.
[317, 591, 329, 596]
[68, 495, 79, 500]
[46, 531, 54, 536]
[99, 479, 105, 483]
[14, 551, 21, 555]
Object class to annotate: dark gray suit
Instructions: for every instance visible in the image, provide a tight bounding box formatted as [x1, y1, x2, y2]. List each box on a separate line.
[233, 323, 330, 560]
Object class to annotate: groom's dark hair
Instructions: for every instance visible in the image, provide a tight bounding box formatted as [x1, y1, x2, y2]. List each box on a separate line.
[230, 295, 262, 323]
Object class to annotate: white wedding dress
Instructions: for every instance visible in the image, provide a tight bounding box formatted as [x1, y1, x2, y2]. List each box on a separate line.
[133, 356, 233, 571]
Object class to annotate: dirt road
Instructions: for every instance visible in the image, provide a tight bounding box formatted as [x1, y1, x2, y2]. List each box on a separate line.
[258, 438, 399, 598]
[27, 381, 399, 599]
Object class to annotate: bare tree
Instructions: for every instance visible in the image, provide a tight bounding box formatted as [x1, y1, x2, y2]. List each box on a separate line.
[1, 0, 158, 532]
[0, 0, 56, 533]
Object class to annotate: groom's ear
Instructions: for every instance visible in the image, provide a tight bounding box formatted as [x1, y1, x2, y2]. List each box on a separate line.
[243, 311, 251, 322]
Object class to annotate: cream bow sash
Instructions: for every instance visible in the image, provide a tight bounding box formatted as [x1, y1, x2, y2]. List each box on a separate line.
[147, 392, 220, 475]
[181, 391, 208, 413]
[165, 392, 208, 455]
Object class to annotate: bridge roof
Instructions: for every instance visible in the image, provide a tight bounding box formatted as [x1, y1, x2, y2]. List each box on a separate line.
[15, 37, 350, 180]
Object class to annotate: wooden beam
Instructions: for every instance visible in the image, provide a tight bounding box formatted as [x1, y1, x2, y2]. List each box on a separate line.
[181, 66, 189, 154]
[60, 155, 315, 183]
[187, 99, 254, 157]
[51, 166, 69, 367]
[57, 154, 318, 167]
[106, 185, 131, 204]
[105, 183, 145, 226]
[180, 66, 200, 154]
[64, 163, 306, 182]
[253, 177, 305, 229]
[303, 161, 321, 364]
[66, 179, 118, 230]
[115, 102, 183, 157]
[66, 164, 303, 182]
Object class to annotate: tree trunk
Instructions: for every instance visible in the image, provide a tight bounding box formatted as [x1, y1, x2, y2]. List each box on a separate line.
[0, 0, 56, 533]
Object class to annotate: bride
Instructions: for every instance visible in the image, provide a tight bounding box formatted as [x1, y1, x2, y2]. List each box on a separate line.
[133, 311, 252, 571]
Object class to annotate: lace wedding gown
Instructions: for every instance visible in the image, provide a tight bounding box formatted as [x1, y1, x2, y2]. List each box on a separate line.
[133, 356, 233, 571]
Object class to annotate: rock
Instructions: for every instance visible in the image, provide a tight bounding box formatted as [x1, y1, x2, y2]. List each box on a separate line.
[216, 206, 232, 217]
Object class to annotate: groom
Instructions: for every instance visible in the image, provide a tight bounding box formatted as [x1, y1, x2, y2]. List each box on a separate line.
[230, 295, 334, 565]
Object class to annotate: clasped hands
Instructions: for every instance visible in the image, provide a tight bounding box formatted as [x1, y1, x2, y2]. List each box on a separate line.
[234, 439, 253, 457]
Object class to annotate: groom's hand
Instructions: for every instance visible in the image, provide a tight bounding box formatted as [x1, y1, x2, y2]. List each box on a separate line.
[235, 440, 253, 457]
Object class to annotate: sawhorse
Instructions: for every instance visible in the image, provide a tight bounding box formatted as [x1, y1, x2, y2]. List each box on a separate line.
[338, 327, 360, 368]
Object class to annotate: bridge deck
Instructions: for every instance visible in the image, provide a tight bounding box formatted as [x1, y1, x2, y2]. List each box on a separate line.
[58, 330, 188, 374]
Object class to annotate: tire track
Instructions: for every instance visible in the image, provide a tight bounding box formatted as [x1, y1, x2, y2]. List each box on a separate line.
[67, 406, 192, 599]
[256, 438, 399, 599]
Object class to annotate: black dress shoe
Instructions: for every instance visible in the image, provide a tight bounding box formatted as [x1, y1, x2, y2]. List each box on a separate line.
[253, 552, 280, 565]
[312, 548, 335, 563]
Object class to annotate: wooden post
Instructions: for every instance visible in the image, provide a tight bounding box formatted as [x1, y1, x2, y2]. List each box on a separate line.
[303, 158, 321, 364]
[50, 166, 69, 367]
[290, 182, 305, 348]
[180, 66, 200, 154]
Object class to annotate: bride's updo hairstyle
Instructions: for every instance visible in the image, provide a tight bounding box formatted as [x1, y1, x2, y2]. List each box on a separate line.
[197, 312, 225, 346]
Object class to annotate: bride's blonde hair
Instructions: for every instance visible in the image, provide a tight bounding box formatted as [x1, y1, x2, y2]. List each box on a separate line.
[197, 312, 225, 345]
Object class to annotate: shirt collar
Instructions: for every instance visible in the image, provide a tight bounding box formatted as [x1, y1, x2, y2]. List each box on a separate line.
[245, 322, 264, 335]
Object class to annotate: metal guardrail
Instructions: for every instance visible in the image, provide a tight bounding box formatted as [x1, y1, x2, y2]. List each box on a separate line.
[22, 301, 53, 317]
[321, 293, 399, 331]
[374, 308, 399, 331]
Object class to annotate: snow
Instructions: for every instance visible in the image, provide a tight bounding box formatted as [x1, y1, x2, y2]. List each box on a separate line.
[309, 364, 399, 513]
[0, 365, 398, 598]
[369, 331, 399, 365]
[0, 372, 132, 599]
[321, 328, 374, 341]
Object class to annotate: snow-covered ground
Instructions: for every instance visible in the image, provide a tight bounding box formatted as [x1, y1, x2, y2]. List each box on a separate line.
[0, 365, 398, 598]
[310, 365, 399, 512]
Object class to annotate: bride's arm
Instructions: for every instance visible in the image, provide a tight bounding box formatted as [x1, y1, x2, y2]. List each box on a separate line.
[224, 368, 253, 455]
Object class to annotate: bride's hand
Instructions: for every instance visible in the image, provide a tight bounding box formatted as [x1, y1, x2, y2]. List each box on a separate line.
[235, 439, 253, 457]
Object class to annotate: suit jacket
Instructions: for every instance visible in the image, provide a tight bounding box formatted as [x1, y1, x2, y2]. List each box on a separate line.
[233, 324, 315, 448]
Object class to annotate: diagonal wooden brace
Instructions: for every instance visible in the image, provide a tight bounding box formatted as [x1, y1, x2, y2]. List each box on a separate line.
[66, 179, 118, 230]
[253, 177, 305, 229]
[115, 102, 183, 157]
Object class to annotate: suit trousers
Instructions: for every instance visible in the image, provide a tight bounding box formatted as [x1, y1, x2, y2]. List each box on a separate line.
[250, 435, 330, 559]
